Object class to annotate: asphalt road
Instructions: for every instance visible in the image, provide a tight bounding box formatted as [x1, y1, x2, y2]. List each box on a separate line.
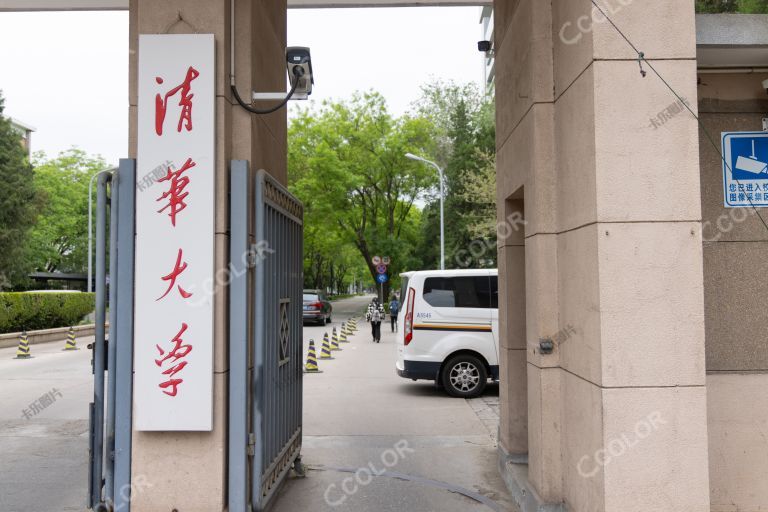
[0, 295, 514, 512]
[0, 334, 93, 512]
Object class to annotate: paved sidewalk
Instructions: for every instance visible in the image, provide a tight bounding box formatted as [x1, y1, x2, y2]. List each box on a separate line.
[272, 297, 515, 512]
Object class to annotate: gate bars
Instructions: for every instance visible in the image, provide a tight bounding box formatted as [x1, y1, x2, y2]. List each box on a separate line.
[88, 160, 135, 512]
[88, 160, 300, 511]
[229, 162, 304, 512]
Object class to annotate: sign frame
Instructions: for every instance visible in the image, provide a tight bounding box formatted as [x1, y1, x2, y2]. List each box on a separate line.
[134, 34, 216, 432]
[722, 131, 768, 209]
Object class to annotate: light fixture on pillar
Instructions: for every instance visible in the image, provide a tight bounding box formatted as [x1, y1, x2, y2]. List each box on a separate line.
[538, 338, 554, 355]
[477, 40, 494, 57]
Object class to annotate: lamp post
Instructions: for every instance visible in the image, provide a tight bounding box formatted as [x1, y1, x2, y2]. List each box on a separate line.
[88, 168, 117, 292]
[405, 153, 445, 270]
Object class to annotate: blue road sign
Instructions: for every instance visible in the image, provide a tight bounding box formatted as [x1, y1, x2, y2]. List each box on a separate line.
[376, 273, 388, 284]
[722, 132, 768, 208]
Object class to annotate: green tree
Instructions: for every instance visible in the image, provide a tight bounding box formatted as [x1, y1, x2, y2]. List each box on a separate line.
[412, 81, 497, 269]
[289, 92, 437, 298]
[0, 92, 37, 289]
[26, 149, 108, 277]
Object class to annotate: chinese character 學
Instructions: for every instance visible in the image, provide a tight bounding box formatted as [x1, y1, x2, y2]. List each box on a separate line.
[157, 248, 193, 301]
[155, 322, 193, 397]
[157, 157, 195, 227]
[155, 66, 200, 136]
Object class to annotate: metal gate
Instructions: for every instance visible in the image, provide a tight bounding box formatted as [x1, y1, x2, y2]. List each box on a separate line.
[229, 162, 304, 512]
[88, 160, 136, 512]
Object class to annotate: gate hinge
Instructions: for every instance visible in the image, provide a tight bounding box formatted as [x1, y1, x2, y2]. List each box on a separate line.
[247, 241, 274, 267]
[247, 432, 255, 456]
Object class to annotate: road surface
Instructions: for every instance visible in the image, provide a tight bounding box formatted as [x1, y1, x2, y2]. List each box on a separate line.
[0, 295, 513, 511]
[272, 294, 514, 512]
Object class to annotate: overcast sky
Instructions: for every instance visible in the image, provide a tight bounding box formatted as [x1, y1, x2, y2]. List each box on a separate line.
[0, 7, 484, 166]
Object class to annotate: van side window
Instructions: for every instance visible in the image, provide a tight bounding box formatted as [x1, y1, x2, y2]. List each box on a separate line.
[490, 276, 498, 308]
[423, 277, 491, 308]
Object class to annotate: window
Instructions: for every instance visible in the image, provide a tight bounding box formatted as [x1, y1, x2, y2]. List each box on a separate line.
[490, 276, 498, 309]
[422, 276, 492, 308]
[303, 293, 319, 301]
[399, 276, 410, 303]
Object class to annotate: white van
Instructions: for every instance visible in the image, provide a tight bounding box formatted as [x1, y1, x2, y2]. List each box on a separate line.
[395, 269, 499, 398]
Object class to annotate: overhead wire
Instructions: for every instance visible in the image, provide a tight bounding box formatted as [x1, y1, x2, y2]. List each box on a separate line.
[590, 0, 768, 234]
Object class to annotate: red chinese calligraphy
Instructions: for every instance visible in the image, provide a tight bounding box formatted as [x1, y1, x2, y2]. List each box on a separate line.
[157, 248, 193, 301]
[155, 66, 199, 136]
[157, 157, 195, 227]
[155, 322, 193, 397]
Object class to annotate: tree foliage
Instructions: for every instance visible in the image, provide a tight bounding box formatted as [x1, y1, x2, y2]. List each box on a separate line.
[26, 149, 108, 277]
[289, 92, 437, 296]
[0, 92, 37, 289]
[413, 81, 497, 269]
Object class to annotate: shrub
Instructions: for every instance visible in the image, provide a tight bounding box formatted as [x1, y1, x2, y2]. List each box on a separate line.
[0, 292, 95, 333]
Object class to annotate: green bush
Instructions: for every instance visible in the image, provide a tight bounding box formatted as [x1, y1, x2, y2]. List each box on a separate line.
[0, 293, 95, 333]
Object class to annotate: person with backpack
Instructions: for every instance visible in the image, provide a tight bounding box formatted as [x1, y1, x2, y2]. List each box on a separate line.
[389, 296, 400, 333]
[366, 298, 385, 343]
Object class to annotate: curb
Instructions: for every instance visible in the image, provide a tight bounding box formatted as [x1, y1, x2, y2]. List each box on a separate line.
[498, 444, 564, 512]
[0, 323, 109, 349]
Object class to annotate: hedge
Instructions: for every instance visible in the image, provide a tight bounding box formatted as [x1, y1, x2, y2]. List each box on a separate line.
[0, 293, 95, 334]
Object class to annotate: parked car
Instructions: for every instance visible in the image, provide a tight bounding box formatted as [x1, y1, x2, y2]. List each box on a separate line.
[302, 289, 332, 325]
[395, 269, 498, 398]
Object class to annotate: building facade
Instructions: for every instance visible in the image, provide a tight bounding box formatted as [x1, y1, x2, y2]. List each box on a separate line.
[2, 1, 766, 511]
[9, 118, 35, 156]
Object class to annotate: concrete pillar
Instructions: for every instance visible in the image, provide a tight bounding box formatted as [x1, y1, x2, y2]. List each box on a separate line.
[496, 1, 710, 510]
[497, 197, 527, 455]
[128, 1, 286, 510]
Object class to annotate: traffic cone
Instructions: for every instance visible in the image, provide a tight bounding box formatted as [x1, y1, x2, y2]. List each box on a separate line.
[339, 330, 349, 343]
[341, 322, 349, 336]
[319, 333, 334, 360]
[331, 329, 342, 351]
[14, 330, 31, 359]
[63, 326, 79, 351]
[304, 339, 322, 373]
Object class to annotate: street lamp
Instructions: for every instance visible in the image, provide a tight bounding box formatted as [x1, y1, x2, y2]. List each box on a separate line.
[88, 168, 117, 293]
[405, 153, 445, 270]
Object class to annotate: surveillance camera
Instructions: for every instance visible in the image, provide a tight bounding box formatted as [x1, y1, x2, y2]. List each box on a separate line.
[477, 40, 492, 53]
[286, 47, 313, 97]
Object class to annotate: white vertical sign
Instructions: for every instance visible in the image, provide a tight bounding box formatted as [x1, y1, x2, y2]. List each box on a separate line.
[134, 34, 215, 431]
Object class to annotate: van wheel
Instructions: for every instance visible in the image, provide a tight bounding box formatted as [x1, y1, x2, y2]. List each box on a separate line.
[442, 355, 487, 398]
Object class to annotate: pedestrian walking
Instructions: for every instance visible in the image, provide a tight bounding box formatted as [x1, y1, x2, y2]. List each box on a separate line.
[389, 296, 400, 333]
[366, 298, 385, 343]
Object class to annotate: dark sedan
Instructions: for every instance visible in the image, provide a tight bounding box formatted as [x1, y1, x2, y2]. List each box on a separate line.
[302, 290, 332, 325]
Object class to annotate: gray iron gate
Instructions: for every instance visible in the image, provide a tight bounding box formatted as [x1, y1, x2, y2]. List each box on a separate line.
[229, 162, 304, 512]
[87, 160, 301, 511]
[89, 160, 135, 512]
